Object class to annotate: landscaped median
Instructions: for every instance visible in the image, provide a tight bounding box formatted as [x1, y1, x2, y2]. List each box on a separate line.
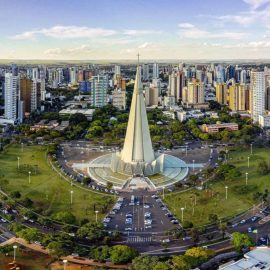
[0, 144, 116, 224]
[164, 146, 270, 227]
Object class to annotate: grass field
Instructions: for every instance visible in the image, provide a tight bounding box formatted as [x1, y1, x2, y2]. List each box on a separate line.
[164, 146, 270, 227]
[0, 144, 116, 223]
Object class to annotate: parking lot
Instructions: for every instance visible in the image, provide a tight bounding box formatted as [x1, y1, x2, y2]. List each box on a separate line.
[105, 190, 180, 235]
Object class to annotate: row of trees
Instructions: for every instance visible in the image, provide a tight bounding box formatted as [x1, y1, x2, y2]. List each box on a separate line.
[130, 247, 215, 270]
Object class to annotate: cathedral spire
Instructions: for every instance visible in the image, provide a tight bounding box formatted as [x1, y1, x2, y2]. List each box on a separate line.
[121, 62, 155, 164]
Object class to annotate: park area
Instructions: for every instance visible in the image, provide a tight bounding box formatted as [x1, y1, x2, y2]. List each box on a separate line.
[0, 144, 115, 224]
[164, 146, 270, 227]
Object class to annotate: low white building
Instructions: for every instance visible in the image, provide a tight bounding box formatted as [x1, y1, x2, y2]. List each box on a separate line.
[112, 89, 126, 110]
[59, 108, 95, 120]
[177, 111, 187, 122]
[258, 113, 270, 128]
[219, 247, 270, 270]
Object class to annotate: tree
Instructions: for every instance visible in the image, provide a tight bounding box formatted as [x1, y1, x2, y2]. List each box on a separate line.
[91, 245, 111, 262]
[190, 228, 200, 244]
[69, 113, 88, 125]
[153, 262, 170, 270]
[188, 175, 199, 185]
[10, 191, 21, 199]
[184, 247, 215, 266]
[53, 211, 76, 224]
[208, 214, 218, 224]
[182, 221, 194, 229]
[219, 223, 227, 239]
[257, 160, 269, 175]
[47, 241, 66, 259]
[172, 255, 191, 270]
[231, 232, 254, 252]
[77, 222, 106, 242]
[17, 228, 40, 243]
[106, 181, 113, 189]
[131, 255, 159, 270]
[110, 245, 138, 264]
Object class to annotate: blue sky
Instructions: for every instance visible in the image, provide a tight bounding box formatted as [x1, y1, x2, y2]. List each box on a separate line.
[0, 0, 270, 60]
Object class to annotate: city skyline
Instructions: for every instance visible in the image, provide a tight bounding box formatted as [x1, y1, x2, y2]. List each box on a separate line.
[1, 0, 270, 60]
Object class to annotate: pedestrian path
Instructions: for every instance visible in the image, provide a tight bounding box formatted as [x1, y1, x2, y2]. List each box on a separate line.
[127, 236, 152, 243]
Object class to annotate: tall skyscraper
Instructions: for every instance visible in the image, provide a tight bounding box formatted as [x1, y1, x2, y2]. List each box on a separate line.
[69, 67, 78, 84]
[240, 70, 247, 84]
[228, 82, 246, 111]
[11, 64, 18, 76]
[250, 71, 265, 122]
[152, 63, 159, 79]
[215, 83, 228, 105]
[145, 86, 159, 106]
[114, 65, 121, 76]
[142, 64, 149, 81]
[215, 65, 225, 83]
[4, 73, 20, 121]
[90, 75, 108, 107]
[187, 79, 205, 104]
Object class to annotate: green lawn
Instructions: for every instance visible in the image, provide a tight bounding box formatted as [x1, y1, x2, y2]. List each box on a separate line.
[164, 146, 270, 227]
[0, 144, 116, 223]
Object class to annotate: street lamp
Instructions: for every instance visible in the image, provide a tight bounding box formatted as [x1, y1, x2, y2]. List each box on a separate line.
[95, 210, 99, 223]
[192, 160, 195, 171]
[181, 207, 184, 223]
[70, 190, 73, 204]
[248, 156, 250, 168]
[13, 245, 17, 261]
[250, 143, 253, 155]
[245, 172, 249, 185]
[17, 157, 20, 169]
[225, 186, 228, 200]
[28, 171, 31, 184]
[63, 259, 68, 270]
[21, 142, 24, 152]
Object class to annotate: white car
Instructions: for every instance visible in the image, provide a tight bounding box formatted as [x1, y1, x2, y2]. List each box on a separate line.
[144, 212, 151, 218]
[144, 219, 152, 225]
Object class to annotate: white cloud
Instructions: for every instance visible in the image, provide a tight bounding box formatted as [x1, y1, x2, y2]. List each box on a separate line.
[243, 0, 270, 9]
[44, 45, 92, 57]
[123, 29, 162, 36]
[138, 42, 151, 49]
[178, 23, 195, 29]
[11, 25, 117, 40]
[177, 24, 247, 40]
[11, 26, 163, 40]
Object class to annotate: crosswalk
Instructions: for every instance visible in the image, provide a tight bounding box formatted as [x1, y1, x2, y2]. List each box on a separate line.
[127, 236, 152, 243]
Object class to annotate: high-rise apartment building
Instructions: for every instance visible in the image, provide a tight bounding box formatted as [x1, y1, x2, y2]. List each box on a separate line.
[215, 83, 228, 105]
[187, 79, 205, 104]
[20, 78, 41, 116]
[69, 67, 78, 84]
[250, 71, 265, 122]
[112, 89, 126, 110]
[152, 63, 159, 79]
[145, 86, 159, 106]
[4, 73, 20, 121]
[90, 75, 108, 107]
[142, 64, 149, 81]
